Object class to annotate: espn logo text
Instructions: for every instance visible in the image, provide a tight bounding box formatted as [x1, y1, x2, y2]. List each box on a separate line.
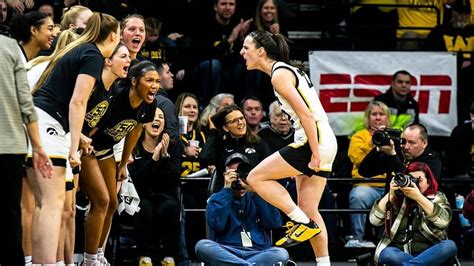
[318, 74, 453, 114]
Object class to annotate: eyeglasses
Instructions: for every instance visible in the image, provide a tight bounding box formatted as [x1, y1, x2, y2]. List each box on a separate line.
[225, 116, 246, 125]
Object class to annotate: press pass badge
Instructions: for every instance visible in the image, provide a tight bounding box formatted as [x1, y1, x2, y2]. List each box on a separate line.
[241, 231, 252, 247]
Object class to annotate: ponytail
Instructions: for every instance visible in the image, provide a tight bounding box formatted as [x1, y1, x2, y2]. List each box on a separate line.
[248, 30, 290, 64]
[33, 12, 119, 93]
[60, 5, 91, 31]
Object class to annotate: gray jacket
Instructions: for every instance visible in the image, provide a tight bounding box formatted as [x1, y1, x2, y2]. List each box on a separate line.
[0, 35, 38, 154]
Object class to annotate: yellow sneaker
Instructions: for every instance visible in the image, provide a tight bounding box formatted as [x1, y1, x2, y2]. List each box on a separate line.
[139, 256, 153, 266]
[275, 220, 321, 248]
[161, 257, 175, 266]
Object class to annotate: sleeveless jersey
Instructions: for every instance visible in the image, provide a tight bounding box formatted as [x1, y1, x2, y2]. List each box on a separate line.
[271, 61, 330, 144]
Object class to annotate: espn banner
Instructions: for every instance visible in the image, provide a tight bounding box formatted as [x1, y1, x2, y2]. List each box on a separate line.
[308, 51, 457, 136]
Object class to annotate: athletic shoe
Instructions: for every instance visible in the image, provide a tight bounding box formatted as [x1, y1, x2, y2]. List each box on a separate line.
[275, 220, 321, 247]
[161, 256, 175, 266]
[344, 239, 376, 248]
[139, 256, 153, 266]
[98, 256, 110, 266]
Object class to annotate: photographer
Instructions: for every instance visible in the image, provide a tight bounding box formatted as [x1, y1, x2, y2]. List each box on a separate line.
[359, 123, 442, 188]
[195, 153, 289, 265]
[346, 101, 390, 248]
[369, 162, 457, 265]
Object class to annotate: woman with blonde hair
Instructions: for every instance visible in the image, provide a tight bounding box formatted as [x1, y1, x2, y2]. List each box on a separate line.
[27, 12, 120, 264]
[60, 5, 92, 31]
[346, 101, 391, 248]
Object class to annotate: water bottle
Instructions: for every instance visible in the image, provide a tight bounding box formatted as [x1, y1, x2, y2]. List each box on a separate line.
[456, 194, 471, 228]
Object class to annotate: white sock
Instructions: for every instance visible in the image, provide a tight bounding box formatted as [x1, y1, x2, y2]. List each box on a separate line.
[288, 207, 310, 224]
[316, 256, 331, 265]
[97, 247, 104, 259]
[84, 253, 98, 262]
[25, 255, 32, 264]
[56, 261, 64, 266]
[66, 264, 75, 266]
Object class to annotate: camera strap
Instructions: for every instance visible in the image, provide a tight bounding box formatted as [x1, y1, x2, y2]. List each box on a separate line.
[385, 197, 418, 245]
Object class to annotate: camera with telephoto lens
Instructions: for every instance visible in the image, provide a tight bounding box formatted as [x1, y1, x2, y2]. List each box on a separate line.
[231, 162, 252, 190]
[394, 172, 419, 187]
[372, 128, 405, 146]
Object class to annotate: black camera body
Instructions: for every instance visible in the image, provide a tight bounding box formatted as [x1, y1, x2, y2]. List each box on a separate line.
[372, 128, 404, 146]
[394, 172, 419, 187]
[231, 162, 252, 190]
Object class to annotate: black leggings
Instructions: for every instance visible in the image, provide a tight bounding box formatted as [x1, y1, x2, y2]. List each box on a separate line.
[0, 154, 26, 265]
[134, 193, 180, 260]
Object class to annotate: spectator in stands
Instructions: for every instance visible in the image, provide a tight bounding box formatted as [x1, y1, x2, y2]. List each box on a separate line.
[258, 101, 294, 153]
[258, 100, 296, 198]
[195, 153, 288, 265]
[240, 96, 265, 134]
[199, 93, 235, 130]
[128, 106, 180, 266]
[425, 0, 474, 123]
[447, 101, 474, 178]
[373, 70, 419, 127]
[397, 0, 453, 50]
[346, 101, 390, 248]
[121, 14, 146, 61]
[9, 11, 54, 62]
[426, 0, 473, 61]
[155, 59, 181, 147]
[140, 17, 176, 65]
[175, 92, 209, 260]
[6, 0, 34, 14]
[349, 0, 398, 50]
[192, 0, 253, 104]
[359, 123, 443, 187]
[37, 3, 54, 20]
[0, 34, 52, 266]
[252, 0, 286, 36]
[200, 105, 270, 194]
[369, 162, 457, 265]
[464, 188, 474, 220]
[0, 0, 9, 36]
[176, 92, 207, 178]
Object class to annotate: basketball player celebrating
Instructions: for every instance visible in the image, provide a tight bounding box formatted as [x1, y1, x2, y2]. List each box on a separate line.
[240, 30, 337, 266]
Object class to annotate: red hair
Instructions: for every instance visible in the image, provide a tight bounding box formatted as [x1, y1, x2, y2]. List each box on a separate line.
[404, 162, 438, 196]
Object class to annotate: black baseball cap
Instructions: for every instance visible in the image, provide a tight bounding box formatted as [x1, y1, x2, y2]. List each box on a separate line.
[225, 153, 249, 166]
[452, 0, 471, 14]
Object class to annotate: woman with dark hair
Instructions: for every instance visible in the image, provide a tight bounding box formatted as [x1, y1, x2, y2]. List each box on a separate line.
[26, 12, 120, 264]
[369, 162, 457, 265]
[200, 104, 270, 194]
[79, 60, 159, 265]
[240, 30, 337, 264]
[128, 106, 180, 265]
[9, 11, 54, 61]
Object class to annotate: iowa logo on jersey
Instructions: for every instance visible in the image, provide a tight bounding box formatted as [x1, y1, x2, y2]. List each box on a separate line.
[85, 100, 109, 128]
[104, 119, 137, 141]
